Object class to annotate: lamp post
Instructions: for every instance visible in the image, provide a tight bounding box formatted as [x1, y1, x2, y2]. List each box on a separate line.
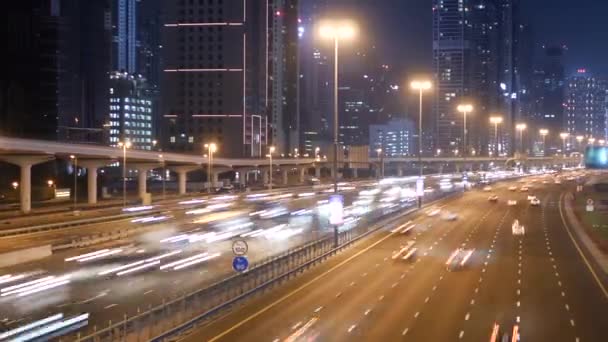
[576, 135, 584, 152]
[204, 143, 217, 193]
[560, 132, 569, 157]
[118, 141, 131, 207]
[70, 155, 77, 208]
[588, 137, 596, 145]
[489, 116, 503, 156]
[411, 80, 432, 208]
[159, 154, 166, 200]
[457, 104, 473, 164]
[539, 129, 549, 156]
[376, 148, 384, 179]
[268, 146, 275, 190]
[319, 20, 356, 194]
[516, 123, 527, 155]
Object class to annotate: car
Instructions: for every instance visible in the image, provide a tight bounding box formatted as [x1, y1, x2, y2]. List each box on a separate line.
[489, 323, 519, 342]
[427, 208, 441, 217]
[542, 180, 549, 184]
[512, 219, 525, 235]
[391, 240, 416, 260]
[507, 200, 517, 206]
[441, 212, 458, 221]
[527, 195, 536, 201]
[508, 186, 517, 191]
[530, 198, 540, 206]
[520, 187, 528, 192]
[446, 248, 474, 271]
[483, 186, 493, 192]
[488, 195, 498, 202]
[555, 179, 562, 184]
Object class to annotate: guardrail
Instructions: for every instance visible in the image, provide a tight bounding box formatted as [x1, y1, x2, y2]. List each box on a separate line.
[66, 189, 458, 342]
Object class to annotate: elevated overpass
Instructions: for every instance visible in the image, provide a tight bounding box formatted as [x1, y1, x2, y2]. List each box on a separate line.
[0, 136, 582, 213]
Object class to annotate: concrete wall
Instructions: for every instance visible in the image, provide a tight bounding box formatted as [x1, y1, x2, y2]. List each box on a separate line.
[0, 244, 52, 268]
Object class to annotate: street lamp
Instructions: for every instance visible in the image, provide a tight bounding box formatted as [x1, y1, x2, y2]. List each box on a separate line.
[588, 137, 596, 145]
[576, 135, 584, 152]
[489, 116, 503, 156]
[159, 154, 166, 200]
[599, 139, 606, 146]
[204, 143, 217, 193]
[118, 141, 132, 207]
[516, 123, 527, 155]
[319, 19, 356, 194]
[559, 132, 569, 157]
[539, 129, 549, 156]
[268, 146, 275, 190]
[70, 155, 77, 208]
[376, 148, 384, 179]
[457, 104, 473, 163]
[411, 79, 432, 208]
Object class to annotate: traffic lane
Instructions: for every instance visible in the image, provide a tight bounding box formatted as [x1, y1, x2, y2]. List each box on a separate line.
[540, 189, 608, 341]
[393, 199, 514, 342]
[0, 218, 325, 325]
[178, 190, 490, 341]
[315, 193, 498, 342]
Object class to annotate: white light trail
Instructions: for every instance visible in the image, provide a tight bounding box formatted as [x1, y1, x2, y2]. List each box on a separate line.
[14, 313, 89, 341]
[0, 313, 64, 340]
[0, 274, 29, 285]
[77, 249, 123, 262]
[1, 276, 55, 293]
[160, 252, 209, 270]
[116, 260, 160, 276]
[65, 249, 110, 262]
[173, 253, 221, 271]
[17, 279, 71, 297]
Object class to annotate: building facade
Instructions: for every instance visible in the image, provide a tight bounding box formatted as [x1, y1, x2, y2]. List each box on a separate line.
[369, 118, 415, 157]
[108, 72, 153, 150]
[564, 70, 607, 148]
[112, 0, 137, 73]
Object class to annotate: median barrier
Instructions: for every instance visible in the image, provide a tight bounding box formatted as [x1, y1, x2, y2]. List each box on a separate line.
[0, 244, 52, 268]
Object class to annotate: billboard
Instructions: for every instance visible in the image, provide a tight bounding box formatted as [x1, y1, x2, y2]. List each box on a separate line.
[585, 146, 608, 169]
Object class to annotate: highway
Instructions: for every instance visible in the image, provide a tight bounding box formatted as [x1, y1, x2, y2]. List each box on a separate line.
[0, 176, 458, 335]
[178, 173, 608, 342]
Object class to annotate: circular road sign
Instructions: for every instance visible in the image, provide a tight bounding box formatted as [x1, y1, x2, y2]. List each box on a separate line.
[232, 256, 249, 272]
[232, 239, 248, 256]
[587, 198, 594, 205]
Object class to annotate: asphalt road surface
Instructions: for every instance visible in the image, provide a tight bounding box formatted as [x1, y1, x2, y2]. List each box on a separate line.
[180, 175, 608, 342]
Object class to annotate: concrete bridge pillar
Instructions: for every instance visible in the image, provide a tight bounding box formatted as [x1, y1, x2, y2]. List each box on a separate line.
[171, 166, 199, 195]
[397, 167, 404, 177]
[299, 167, 307, 183]
[79, 160, 110, 205]
[352, 167, 358, 178]
[134, 164, 157, 200]
[263, 169, 270, 185]
[315, 166, 321, 179]
[281, 168, 289, 185]
[0, 155, 53, 213]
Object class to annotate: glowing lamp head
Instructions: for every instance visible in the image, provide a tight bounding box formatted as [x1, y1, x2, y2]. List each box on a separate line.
[489, 116, 503, 124]
[457, 104, 473, 113]
[269, 146, 276, 154]
[560, 132, 569, 139]
[318, 21, 357, 40]
[516, 123, 527, 131]
[539, 129, 549, 136]
[411, 80, 432, 91]
[576, 135, 584, 142]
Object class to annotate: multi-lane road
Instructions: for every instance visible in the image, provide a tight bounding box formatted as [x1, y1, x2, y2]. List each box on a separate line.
[180, 174, 608, 342]
[0, 177, 456, 336]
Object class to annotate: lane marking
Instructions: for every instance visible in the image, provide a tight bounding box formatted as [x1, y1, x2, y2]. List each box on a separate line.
[205, 216, 421, 342]
[459, 330, 465, 339]
[402, 328, 409, 335]
[104, 303, 118, 309]
[558, 192, 608, 299]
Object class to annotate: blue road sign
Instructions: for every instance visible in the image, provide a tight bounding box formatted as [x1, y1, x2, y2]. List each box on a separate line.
[232, 256, 249, 272]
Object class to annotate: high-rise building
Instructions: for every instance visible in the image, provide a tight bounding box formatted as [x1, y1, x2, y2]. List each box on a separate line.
[339, 86, 369, 147]
[161, 1, 298, 157]
[269, 0, 300, 154]
[564, 69, 607, 146]
[432, 0, 524, 157]
[369, 118, 415, 157]
[108, 72, 154, 150]
[112, 0, 137, 73]
[0, 1, 64, 140]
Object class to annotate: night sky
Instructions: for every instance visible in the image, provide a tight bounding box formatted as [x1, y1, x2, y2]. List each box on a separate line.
[330, 0, 608, 77]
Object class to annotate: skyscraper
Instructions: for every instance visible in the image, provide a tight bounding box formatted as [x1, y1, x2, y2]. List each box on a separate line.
[564, 69, 607, 145]
[112, 0, 138, 73]
[161, 1, 298, 157]
[432, 0, 524, 157]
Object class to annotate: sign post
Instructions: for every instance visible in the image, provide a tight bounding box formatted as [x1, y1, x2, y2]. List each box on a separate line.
[329, 195, 344, 248]
[586, 198, 594, 212]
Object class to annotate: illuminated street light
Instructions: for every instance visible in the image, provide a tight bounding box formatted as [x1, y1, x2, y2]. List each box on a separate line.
[516, 123, 527, 155]
[319, 19, 357, 194]
[559, 132, 569, 157]
[457, 104, 473, 162]
[539, 129, 549, 156]
[118, 141, 132, 207]
[376, 148, 384, 179]
[204, 143, 218, 193]
[411, 79, 432, 208]
[588, 137, 596, 145]
[70, 155, 78, 208]
[268, 146, 275, 190]
[489, 116, 503, 156]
